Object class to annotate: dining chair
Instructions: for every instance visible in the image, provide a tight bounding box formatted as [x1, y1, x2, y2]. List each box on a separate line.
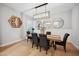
[55, 33, 70, 52]
[39, 34, 51, 54]
[26, 31, 32, 42]
[46, 31, 51, 35]
[32, 33, 39, 49]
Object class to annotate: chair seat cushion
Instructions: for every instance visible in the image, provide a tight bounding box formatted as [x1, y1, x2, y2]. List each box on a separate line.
[55, 41, 64, 46]
[28, 36, 32, 39]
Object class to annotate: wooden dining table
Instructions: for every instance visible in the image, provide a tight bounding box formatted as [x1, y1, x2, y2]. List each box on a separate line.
[47, 35, 61, 49]
[47, 35, 61, 41]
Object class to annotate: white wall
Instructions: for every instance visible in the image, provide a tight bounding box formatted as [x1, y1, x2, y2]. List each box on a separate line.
[49, 9, 72, 41]
[0, 7, 2, 45]
[20, 14, 33, 39]
[72, 5, 79, 49]
[0, 4, 22, 46]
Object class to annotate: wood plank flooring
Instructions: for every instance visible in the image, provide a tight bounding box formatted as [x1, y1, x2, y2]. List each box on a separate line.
[0, 40, 79, 56]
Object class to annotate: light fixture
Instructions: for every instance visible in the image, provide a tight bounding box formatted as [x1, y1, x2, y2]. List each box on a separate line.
[33, 3, 49, 20]
[8, 16, 22, 28]
[34, 3, 48, 34]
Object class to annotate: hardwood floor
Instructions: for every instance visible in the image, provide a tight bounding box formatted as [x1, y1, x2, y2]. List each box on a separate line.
[0, 40, 79, 56]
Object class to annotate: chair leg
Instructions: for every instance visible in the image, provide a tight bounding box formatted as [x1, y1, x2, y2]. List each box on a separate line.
[46, 50, 47, 54]
[40, 46, 41, 52]
[27, 38, 28, 43]
[32, 42, 34, 48]
[51, 41, 54, 46]
[45, 48, 48, 54]
[30, 39, 31, 41]
[37, 44, 38, 49]
[54, 44, 56, 50]
[64, 46, 66, 52]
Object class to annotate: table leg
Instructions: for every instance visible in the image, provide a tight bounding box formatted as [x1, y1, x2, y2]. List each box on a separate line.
[53, 41, 56, 50]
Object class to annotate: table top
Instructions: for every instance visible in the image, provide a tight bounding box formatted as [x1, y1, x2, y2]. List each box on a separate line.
[47, 35, 61, 41]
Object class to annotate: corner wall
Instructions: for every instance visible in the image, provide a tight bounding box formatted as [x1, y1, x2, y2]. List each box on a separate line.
[72, 5, 79, 49]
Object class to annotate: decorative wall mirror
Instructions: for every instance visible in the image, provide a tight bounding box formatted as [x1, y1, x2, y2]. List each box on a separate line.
[8, 16, 22, 28]
[53, 17, 64, 29]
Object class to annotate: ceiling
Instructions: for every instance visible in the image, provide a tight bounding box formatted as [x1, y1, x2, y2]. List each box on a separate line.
[2, 3, 76, 12]
[2, 3, 42, 12]
[1, 3, 78, 16]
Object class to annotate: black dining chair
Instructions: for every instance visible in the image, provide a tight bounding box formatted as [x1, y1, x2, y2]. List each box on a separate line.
[46, 31, 51, 35]
[39, 34, 51, 54]
[55, 33, 70, 52]
[26, 31, 32, 42]
[32, 33, 39, 49]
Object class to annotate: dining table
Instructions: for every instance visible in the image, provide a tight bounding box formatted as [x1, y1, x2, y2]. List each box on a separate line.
[47, 35, 61, 49]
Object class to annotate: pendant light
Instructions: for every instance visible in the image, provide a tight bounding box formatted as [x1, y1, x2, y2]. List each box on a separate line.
[42, 4, 47, 34]
[34, 3, 48, 34]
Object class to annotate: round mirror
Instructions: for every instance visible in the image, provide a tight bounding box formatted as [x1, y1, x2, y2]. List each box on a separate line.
[53, 17, 64, 29]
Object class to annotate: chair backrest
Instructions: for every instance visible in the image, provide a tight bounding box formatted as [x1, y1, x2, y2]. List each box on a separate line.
[32, 33, 39, 44]
[27, 31, 30, 34]
[63, 33, 70, 45]
[46, 31, 51, 35]
[39, 34, 49, 47]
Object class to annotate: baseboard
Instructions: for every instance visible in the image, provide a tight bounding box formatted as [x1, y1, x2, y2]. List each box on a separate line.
[70, 41, 79, 50]
[0, 39, 24, 47]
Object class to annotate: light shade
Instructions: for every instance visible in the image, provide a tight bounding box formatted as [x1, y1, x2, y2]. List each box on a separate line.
[8, 16, 22, 28]
[33, 11, 50, 20]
